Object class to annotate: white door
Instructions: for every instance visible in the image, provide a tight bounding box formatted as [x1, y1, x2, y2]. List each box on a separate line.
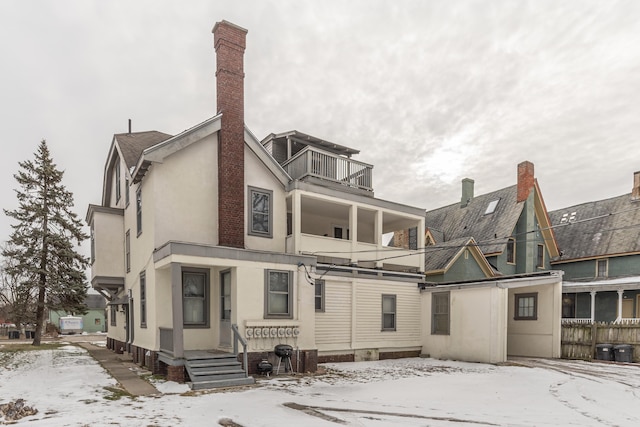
[219, 270, 232, 347]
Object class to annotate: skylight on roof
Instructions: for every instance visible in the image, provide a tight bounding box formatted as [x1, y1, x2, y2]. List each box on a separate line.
[485, 199, 500, 214]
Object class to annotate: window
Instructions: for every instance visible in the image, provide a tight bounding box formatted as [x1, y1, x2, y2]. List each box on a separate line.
[115, 161, 121, 203]
[110, 305, 117, 326]
[515, 293, 538, 320]
[90, 227, 95, 264]
[136, 187, 142, 236]
[485, 199, 500, 214]
[382, 294, 396, 331]
[140, 271, 147, 328]
[220, 270, 231, 321]
[249, 187, 272, 237]
[536, 244, 544, 268]
[125, 177, 130, 206]
[315, 279, 325, 312]
[431, 292, 450, 335]
[125, 230, 131, 273]
[183, 269, 209, 327]
[596, 259, 608, 278]
[408, 227, 418, 250]
[264, 270, 292, 318]
[562, 293, 576, 318]
[506, 238, 515, 264]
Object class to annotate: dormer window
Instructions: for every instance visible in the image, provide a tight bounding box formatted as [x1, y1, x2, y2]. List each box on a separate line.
[485, 199, 500, 215]
[115, 161, 121, 203]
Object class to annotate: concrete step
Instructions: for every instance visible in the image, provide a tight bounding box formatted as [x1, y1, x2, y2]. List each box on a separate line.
[188, 359, 241, 369]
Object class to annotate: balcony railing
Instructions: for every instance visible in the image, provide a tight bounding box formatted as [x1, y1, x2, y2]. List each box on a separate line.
[283, 146, 373, 192]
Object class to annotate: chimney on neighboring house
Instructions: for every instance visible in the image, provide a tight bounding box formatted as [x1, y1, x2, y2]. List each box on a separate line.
[517, 161, 535, 203]
[460, 178, 474, 208]
[633, 171, 640, 201]
[213, 20, 247, 248]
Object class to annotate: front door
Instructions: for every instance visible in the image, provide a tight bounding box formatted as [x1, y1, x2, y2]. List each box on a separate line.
[219, 270, 231, 347]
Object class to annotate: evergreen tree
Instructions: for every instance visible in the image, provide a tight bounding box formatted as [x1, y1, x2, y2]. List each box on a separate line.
[2, 140, 88, 345]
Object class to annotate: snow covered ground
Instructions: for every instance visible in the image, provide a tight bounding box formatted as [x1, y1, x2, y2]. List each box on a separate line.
[1, 342, 639, 426]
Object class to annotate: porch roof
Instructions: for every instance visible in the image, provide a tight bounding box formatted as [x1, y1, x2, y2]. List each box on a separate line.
[562, 275, 640, 293]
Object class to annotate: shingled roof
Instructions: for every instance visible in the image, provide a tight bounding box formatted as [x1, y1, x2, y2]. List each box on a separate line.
[549, 193, 640, 261]
[425, 184, 524, 257]
[115, 131, 172, 169]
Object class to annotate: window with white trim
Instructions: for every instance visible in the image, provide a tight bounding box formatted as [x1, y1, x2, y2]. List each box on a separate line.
[596, 259, 608, 278]
[315, 279, 325, 312]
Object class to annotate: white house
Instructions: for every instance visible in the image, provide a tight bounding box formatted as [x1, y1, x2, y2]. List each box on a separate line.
[87, 20, 426, 389]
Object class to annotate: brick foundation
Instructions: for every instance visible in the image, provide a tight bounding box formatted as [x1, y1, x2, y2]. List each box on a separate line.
[166, 365, 186, 383]
[379, 350, 421, 360]
[241, 349, 318, 375]
[318, 353, 355, 364]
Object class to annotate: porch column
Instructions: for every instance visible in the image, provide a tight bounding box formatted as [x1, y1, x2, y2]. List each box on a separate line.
[349, 205, 358, 265]
[171, 262, 184, 359]
[292, 192, 302, 255]
[590, 291, 596, 322]
[617, 290, 624, 320]
[375, 210, 383, 268]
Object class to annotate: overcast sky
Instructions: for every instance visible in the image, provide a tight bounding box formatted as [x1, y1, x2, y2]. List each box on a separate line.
[1, 0, 639, 249]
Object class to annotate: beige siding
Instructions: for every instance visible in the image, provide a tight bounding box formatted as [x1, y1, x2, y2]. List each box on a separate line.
[315, 280, 352, 346]
[355, 281, 421, 347]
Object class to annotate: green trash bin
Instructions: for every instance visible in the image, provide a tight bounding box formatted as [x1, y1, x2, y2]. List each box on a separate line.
[613, 345, 633, 363]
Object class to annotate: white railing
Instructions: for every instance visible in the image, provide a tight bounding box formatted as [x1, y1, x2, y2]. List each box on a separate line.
[283, 146, 373, 192]
[561, 318, 593, 324]
[614, 318, 640, 325]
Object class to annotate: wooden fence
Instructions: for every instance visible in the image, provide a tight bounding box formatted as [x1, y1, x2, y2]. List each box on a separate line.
[562, 322, 640, 362]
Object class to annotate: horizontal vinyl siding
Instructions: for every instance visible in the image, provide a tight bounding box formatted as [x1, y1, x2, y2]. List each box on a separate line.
[355, 282, 421, 345]
[315, 281, 352, 345]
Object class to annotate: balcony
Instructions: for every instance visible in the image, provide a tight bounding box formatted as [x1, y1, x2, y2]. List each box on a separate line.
[282, 146, 373, 193]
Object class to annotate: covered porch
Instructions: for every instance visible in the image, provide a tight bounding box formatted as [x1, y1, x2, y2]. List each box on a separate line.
[561, 276, 640, 324]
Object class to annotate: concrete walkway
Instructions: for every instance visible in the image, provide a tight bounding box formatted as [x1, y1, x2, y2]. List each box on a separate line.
[78, 342, 160, 396]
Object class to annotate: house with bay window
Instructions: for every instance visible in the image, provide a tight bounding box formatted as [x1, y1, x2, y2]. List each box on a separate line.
[86, 20, 425, 389]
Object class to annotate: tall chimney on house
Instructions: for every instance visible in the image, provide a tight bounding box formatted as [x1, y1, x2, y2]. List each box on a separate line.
[213, 20, 247, 248]
[632, 171, 640, 201]
[517, 161, 535, 203]
[460, 178, 474, 208]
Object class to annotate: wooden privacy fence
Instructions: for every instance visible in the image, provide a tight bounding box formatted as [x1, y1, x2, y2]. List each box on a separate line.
[562, 322, 640, 362]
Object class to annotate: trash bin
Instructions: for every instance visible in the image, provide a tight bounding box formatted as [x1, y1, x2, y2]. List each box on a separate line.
[8, 331, 20, 340]
[595, 343, 614, 361]
[613, 345, 633, 363]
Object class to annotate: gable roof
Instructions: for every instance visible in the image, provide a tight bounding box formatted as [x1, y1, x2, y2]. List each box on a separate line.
[425, 185, 523, 256]
[115, 131, 173, 169]
[424, 236, 496, 277]
[549, 193, 640, 262]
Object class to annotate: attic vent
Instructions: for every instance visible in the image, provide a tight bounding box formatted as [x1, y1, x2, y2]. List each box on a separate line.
[484, 199, 500, 215]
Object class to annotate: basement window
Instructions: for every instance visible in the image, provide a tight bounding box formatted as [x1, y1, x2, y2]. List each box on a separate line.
[484, 199, 500, 215]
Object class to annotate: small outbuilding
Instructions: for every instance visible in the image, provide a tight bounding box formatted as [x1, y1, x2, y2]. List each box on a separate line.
[420, 271, 563, 364]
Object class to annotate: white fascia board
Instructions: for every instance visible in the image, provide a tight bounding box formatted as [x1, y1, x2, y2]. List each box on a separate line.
[143, 115, 222, 162]
[245, 126, 291, 186]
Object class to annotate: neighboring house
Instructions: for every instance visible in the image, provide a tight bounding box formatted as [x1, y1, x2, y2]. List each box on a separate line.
[48, 294, 107, 333]
[419, 162, 560, 282]
[87, 21, 426, 389]
[550, 171, 640, 323]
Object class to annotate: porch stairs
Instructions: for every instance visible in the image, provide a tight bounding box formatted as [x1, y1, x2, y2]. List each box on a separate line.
[185, 352, 255, 390]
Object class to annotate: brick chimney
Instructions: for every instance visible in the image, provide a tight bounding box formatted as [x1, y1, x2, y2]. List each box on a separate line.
[517, 161, 535, 203]
[213, 20, 247, 248]
[460, 178, 474, 208]
[633, 171, 640, 201]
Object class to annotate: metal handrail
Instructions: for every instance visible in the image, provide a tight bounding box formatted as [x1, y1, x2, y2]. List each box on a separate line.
[231, 324, 249, 377]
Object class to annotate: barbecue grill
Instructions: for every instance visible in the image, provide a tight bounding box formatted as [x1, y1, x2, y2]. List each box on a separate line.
[274, 344, 293, 374]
